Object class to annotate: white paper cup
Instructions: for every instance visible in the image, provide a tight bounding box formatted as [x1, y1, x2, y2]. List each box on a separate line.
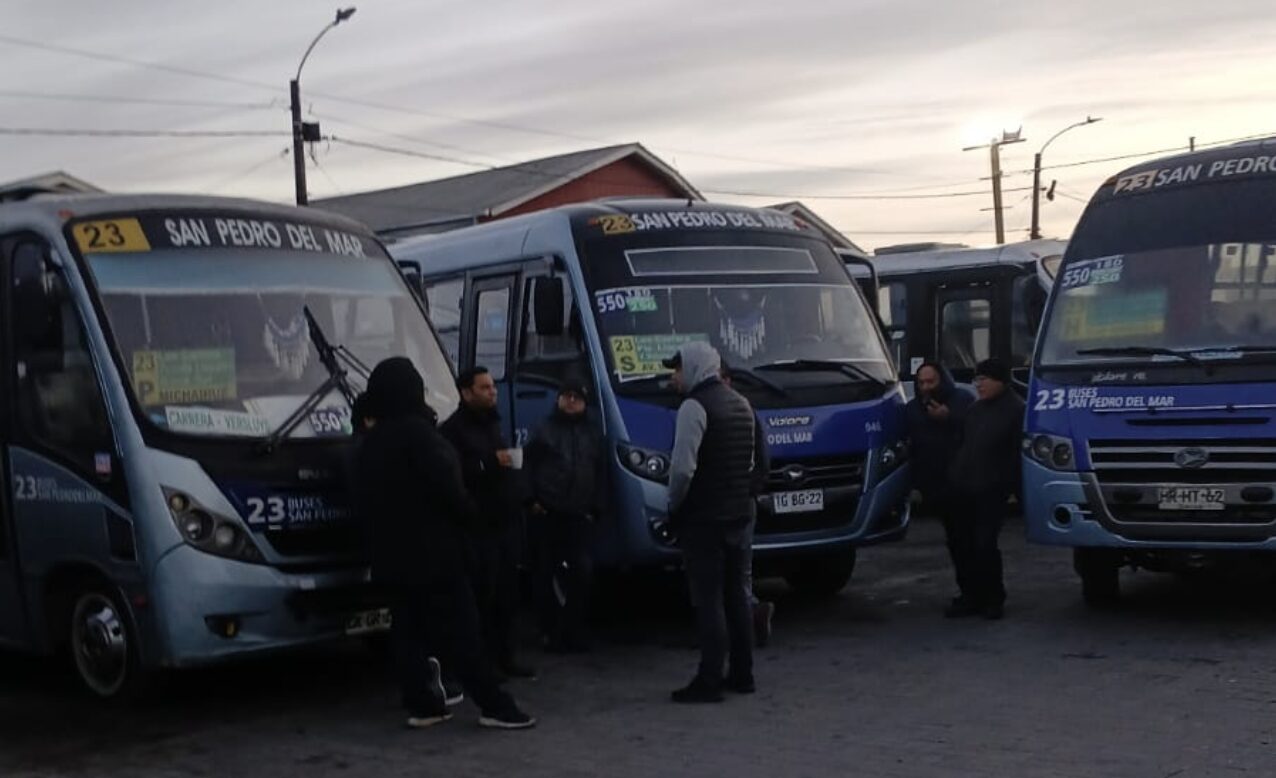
[506, 448, 524, 469]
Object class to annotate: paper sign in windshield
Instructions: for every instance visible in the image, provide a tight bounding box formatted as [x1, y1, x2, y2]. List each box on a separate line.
[133, 349, 237, 406]
[595, 288, 659, 315]
[609, 333, 707, 377]
[1060, 256, 1124, 289]
[1057, 290, 1166, 342]
[165, 406, 271, 437]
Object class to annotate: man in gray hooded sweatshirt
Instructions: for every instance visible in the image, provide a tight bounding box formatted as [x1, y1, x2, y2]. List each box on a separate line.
[663, 341, 757, 703]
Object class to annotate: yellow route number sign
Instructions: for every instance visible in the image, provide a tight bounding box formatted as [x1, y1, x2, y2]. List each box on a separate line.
[71, 218, 151, 254]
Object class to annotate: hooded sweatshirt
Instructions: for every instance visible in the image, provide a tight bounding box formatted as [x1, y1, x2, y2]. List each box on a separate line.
[354, 358, 478, 584]
[667, 341, 758, 523]
[905, 362, 975, 501]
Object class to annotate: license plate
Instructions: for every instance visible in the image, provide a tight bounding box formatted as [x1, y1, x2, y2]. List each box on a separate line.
[1157, 487, 1225, 511]
[345, 607, 392, 635]
[773, 489, 824, 514]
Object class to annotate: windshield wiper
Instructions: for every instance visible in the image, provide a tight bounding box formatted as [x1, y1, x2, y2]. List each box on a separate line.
[1075, 346, 1204, 368]
[259, 306, 367, 453]
[756, 358, 886, 388]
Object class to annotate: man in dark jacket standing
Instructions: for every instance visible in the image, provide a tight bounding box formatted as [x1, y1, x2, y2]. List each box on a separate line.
[354, 357, 534, 729]
[665, 342, 757, 703]
[947, 358, 1025, 620]
[525, 379, 603, 652]
[440, 367, 535, 680]
[905, 361, 976, 610]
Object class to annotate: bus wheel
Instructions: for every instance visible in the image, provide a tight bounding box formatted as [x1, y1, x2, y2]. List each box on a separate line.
[784, 548, 857, 598]
[1074, 548, 1121, 607]
[69, 588, 137, 699]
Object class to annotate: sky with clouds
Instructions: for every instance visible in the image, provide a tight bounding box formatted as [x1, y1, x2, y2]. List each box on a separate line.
[3, 0, 1275, 251]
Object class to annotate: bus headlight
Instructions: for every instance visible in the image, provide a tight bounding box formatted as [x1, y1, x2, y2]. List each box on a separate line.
[618, 443, 671, 483]
[1024, 434, 1076, 472]
[163, 488, 265, 564]
[878, 439, 908, 475]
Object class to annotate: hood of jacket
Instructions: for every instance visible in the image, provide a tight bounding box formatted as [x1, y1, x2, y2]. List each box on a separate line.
[366, 357, 436, 422]
[678, 340, 722, 394]
[916, 360, 961, 402]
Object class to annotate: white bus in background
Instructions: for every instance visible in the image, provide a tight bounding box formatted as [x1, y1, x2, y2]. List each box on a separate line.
[842, 239, 1065, 391]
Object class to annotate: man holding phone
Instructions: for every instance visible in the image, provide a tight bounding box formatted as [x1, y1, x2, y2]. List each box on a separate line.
[904, 361, 975, 616]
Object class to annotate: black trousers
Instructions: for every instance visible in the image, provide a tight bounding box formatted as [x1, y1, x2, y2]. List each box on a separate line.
[388, 577, 513, 717]
[535, 512, 593, 646]
[680, 519, 754, 685]
[470, 521, 523, 668]
[943, 490, 1008, 607]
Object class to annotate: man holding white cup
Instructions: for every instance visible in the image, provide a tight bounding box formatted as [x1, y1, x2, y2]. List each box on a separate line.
[441, 366, 536, 681]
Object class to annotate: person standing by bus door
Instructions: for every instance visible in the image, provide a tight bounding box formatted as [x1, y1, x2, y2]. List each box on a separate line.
[525, 379, 604, 653]
[947, 358, 1025, 620]
[720, 361, 775, 647]
[665, 342, 757, 703]
[355, 357, 534, 729]
[904, 361, 975, 617]
[441, 367, 537, 681]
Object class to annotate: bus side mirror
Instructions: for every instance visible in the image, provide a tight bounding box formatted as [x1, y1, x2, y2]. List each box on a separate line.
[533, 277, 565, 337]
[397, 260, 427, 306]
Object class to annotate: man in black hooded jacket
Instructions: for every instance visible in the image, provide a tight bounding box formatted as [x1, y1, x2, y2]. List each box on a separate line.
[355, 357, 534, 730]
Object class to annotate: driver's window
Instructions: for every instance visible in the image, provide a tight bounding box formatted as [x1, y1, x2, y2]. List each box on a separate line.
[9, 241, 113, 471]
[520, 276, 584, 362]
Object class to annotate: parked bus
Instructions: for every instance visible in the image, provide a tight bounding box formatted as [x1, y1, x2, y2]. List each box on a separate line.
[842, 240, 1064, 392]
[0, 194, 456, 696]
[392, 201, 911, 595]
[1023, 140, 1276, 603]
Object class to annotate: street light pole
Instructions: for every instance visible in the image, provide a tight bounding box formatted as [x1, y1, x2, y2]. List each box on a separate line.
[290, 7, 357, 206]
[1030, 116, 1101, 240]
[964, 130, 1026, 245]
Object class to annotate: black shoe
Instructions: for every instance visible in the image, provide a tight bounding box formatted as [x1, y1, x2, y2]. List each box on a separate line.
[425, 657, 451, 707]
[752, 601, 775, 648]
[983, 602, 1005, 621]
[671, 678, 724, 704]
[944, 597, 982, 618]
[724, 674, 756, 694]
[478, 706, 537, 730]
[500, 661, 538, 680]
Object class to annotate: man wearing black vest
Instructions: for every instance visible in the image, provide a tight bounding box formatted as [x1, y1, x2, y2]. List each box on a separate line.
[664, 341, 757, 703]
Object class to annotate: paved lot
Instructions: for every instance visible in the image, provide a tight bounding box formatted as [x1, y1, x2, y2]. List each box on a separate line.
[4, 516, 1276, 778]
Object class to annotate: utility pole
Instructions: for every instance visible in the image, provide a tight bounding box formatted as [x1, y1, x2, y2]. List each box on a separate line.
[290, 7, 357, 205]
[964, 130, 1025, 245]
[1029, 116, 1101, 240]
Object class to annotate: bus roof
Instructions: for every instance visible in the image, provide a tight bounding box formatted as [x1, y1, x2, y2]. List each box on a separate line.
[842, 239, 1066, 277]
[0, 192, 376, 236]
[1093, 137, 1276, 204]
[390, 198, 831, 275]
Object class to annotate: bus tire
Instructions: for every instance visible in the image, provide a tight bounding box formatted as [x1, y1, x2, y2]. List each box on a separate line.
[783, 548, 857, 598]
[63, 584, 150, 700]
[1074, 548, 1121, 607]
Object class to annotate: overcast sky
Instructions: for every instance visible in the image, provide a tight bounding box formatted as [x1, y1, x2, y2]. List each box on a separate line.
[3, 0, 1275, 250]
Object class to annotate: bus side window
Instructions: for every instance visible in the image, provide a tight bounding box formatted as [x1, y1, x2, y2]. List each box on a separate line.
[1011, 274, 1046, 367]
[423, 276, 464, 366]
[939, 297, 991, 371]
[877, 282, 908, 373]
[9, 242, 113, 472]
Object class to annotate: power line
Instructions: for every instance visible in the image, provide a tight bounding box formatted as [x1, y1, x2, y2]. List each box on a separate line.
[0, 126, 286, 138]
[700, 185, 1035, 201]
[206, 147, 291, 193]
[328, 136, 497, 169]
[0, 89, 282, 111]
[1006, 130, 1276, 177]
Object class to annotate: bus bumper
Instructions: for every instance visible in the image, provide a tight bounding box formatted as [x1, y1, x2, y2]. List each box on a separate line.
[753, 462, 912, 556]
[150, 544, 379, 668]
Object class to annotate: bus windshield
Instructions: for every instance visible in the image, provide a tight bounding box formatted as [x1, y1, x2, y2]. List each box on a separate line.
[1039, 241, 1276, 366]
[579, 230, 893, 389]
[75, 220, 456, 439]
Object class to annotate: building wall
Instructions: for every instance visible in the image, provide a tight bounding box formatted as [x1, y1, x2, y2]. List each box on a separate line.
[497, 157, 688, 219]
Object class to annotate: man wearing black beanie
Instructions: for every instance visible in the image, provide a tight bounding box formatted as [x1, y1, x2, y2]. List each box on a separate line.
[946, 358, 1024, 620]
